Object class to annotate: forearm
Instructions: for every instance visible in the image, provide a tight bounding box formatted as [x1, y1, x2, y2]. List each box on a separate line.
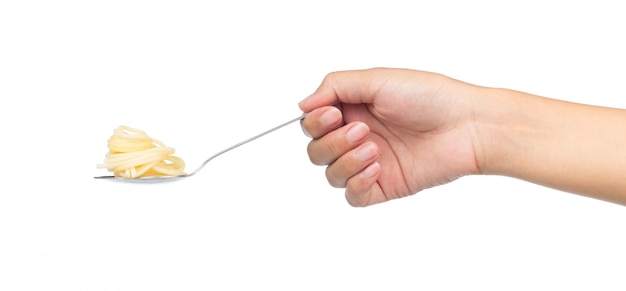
[474, 87, 626, 205]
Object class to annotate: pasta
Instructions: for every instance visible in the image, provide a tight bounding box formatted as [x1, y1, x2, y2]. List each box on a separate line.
[97, 126, 185, 178]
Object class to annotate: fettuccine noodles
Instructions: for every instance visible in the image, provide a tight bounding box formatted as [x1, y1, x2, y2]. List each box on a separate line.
[97, 126, 185, 178]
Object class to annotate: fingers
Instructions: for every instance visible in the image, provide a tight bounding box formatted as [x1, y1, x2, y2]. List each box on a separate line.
[302, 107, 383, 206]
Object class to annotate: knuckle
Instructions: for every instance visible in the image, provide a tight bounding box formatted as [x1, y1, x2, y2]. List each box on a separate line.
[325, 137, 344, 160]
[306, 125, 354, 166]
[325, 166, 346, 188]
[307, 141, 325, 165]
[299, 118, 312, 138]
[301, 116, 321, 138]
[307, 137, 342, 166]
[345, 191, 368, 207]
[322, 71, 339, 84]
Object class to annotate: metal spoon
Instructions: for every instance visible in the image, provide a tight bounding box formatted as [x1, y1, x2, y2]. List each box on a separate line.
[94, 113, 307, 183]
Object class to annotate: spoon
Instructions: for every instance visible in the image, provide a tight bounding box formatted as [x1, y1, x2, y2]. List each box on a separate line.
[94, 113, 307, 183]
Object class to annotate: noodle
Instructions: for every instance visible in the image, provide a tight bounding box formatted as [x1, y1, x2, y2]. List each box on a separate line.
[97, 126, 185, 178]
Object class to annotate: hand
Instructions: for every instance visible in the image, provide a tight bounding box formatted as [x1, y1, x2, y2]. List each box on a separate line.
[299, 68, 484, 206]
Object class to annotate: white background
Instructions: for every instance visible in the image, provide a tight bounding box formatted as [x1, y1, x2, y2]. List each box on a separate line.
[1, 0, 625, 290]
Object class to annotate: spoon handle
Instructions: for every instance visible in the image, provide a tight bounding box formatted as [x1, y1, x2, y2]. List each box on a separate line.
[189, 113, 308, 176]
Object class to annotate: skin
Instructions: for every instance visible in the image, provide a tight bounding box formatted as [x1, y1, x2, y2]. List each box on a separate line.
[299, 68, 626, 207]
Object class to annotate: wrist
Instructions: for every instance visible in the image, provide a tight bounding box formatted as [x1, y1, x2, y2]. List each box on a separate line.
[469, 87, 547, 177]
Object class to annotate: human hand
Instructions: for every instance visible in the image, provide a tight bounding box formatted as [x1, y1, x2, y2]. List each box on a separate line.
[299, 68, 484, 206]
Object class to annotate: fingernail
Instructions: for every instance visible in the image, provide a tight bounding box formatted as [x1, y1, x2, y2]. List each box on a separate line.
[320, 107, 341, 127]
[361, 162, 380, 179]
[346, 123, 368, 144]
[356, 143, 377, 161]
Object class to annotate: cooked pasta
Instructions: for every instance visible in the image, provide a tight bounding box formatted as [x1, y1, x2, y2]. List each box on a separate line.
[97, 126, 185, 178]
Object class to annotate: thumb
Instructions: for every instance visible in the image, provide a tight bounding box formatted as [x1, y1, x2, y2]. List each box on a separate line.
[299, 68, 388, 113]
